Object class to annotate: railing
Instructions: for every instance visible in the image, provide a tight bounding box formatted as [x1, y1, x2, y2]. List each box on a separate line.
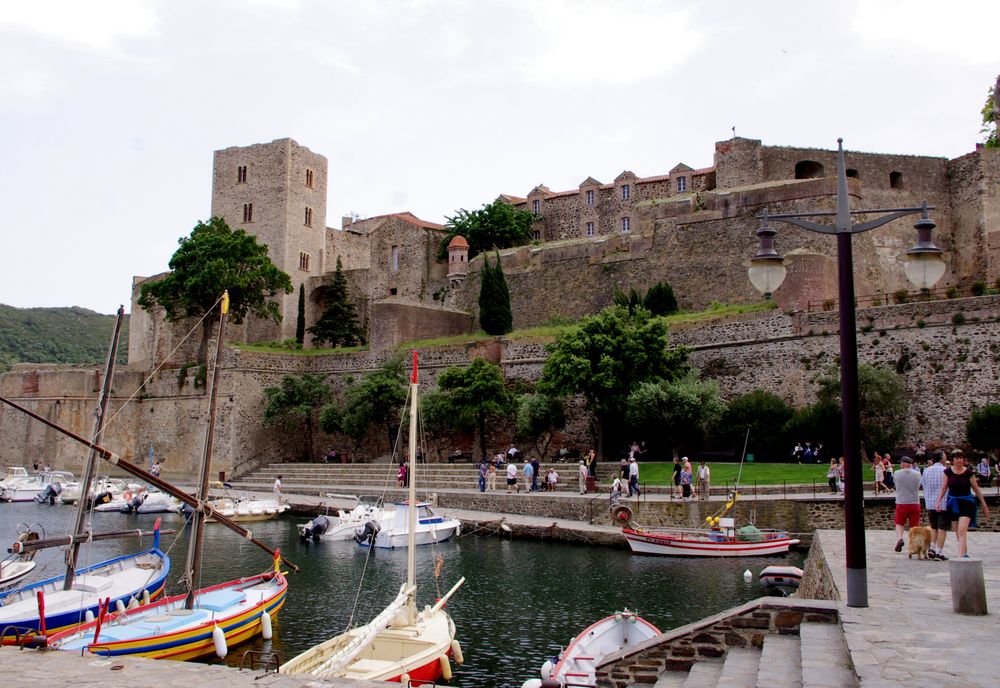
[239, 649, 280, 672]
[805, 283, 992, 313]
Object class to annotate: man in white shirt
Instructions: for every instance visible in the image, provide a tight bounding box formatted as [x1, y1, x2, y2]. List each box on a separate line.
[628, 458, 640, 497]
[273, 474, 283, 503]
[697, 462, 711, 500]
[919, 451, 949, 560]
[505, 461, 518, 493]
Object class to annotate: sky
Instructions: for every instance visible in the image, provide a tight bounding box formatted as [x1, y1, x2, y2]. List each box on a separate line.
[1, 0, 998, 314]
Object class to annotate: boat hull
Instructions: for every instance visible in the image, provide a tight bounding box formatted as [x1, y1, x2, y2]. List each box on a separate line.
[759, 565, 803, 588]
[623, 529, 799, 557]
[546, 611, 660, 687]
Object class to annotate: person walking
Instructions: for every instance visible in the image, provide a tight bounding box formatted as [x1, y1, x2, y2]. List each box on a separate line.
[920, 450, 951, 560]
[506, 461, 518, 493]
[628, 457, 640, 498]
[486, 462, 497, 491]
[672, 457, 682, 498]
[873, 455, 886, 495]
[935, 449, 990, 558]
[531, 456, 541, 492]
[578, 460, 589, 494]
[478, 460, 488, 493]
[680, 459, 693, 500]
[826, 458, 840, 494]
[892, 457, 922, 552]
[697, 461, 711, 500]
[273, 474, 283, 503]
[523, 459, 534, 494]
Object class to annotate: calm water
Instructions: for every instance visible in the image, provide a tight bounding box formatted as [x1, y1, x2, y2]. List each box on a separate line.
[1, 502, 803, 687]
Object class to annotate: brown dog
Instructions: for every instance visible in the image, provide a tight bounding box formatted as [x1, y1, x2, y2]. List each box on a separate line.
[908, 525, 932, 559]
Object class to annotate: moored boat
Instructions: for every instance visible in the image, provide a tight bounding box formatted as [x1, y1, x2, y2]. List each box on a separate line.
[206, 496, 290, 523]
[759, 565, 803, 589]
[0, 470, 75, 503]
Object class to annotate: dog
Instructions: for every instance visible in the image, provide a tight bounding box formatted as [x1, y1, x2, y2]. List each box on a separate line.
[908, 525, 933, 559]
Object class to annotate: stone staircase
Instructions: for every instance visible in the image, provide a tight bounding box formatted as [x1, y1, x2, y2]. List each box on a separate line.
[601, 599, 856, 688]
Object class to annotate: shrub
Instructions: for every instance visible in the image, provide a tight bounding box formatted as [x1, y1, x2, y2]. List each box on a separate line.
[946, 286, 959, 299]
[952, 312, 966, 327]
[917, 319, 926, 328]
[972, 281, 987, 296]
[893, 289, 909, 305]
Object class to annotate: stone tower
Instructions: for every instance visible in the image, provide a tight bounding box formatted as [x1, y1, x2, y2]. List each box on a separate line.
[447, 234, 469, 286]
[211, 138, 328, 342]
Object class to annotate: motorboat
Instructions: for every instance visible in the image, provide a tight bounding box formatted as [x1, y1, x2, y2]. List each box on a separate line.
[57, 476, 137, 506]
[280, 352, 464, 684]
[93, 488, 181, 514]
[522, 610, 661, 688]
[0, 470, 76, 503]
[206, 496, 290, 523]
[0, 466, 31, 491]
[298, 496, 384, 541]
[298, 496, 460, 548]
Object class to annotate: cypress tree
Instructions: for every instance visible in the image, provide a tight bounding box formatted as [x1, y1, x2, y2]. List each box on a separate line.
[644, 281, 678, 316]
[479, 252, 513, 335]
[308, 257, 365, 347]
[295, 283, 306, 346]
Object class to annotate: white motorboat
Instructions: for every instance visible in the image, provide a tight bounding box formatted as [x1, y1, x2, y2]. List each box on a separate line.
[298, 496, 385, 541]
[57, 476, 136, 506]
[93, 488, 181, 513]
[205, 497, 290, 523]
[0, 466, 31, 491]
[298, 496, 460, 548]
[522, 610, 661, 688]
[0, 470, 76, 503]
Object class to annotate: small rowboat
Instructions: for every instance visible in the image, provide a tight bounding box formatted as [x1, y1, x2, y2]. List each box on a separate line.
[759, 565, 803, 589]
[622, 524, 799, 558]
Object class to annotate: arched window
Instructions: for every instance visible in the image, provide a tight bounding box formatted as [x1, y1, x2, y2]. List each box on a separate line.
[794, 161, 825, 179]
[889, 171, 904, 189]
[846, 169, 859, 179]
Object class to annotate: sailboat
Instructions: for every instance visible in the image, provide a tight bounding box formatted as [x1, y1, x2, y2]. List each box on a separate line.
[280, 352, 465, 684]
[0, 307, 170, 644]
[46, 292, 289, 661]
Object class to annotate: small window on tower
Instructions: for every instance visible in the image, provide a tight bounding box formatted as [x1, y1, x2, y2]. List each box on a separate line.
[299, 252, 310, 271]
[243, 203, 253, 222]
[622, 184, 630, 200]
[586, 189, 595, 205]
[391, 245, 399, 272]
[532, 230, 541, 240]
[237, 166, 247, 183]
[305, 207, 313, 226]
[586, 222, 595, 236]
[621, 217, 630, 233]
[677, 176, 687, 192]
[305, 169, 314, 187]
[532, 199, 541, 214]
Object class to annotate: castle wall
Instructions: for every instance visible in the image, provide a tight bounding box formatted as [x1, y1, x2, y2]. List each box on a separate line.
[368, 301, 474, 352]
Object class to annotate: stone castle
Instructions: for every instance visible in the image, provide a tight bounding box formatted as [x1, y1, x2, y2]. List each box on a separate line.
[2, 134, 999, 477]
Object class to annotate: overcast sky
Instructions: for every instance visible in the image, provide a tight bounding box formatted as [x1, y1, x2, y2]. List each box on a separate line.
[2, 0, 998, 314]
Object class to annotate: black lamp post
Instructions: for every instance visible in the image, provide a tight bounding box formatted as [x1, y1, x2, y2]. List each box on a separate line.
[747, 139, 945, 608]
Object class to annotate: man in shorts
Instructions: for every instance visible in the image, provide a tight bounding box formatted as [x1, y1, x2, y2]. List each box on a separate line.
[892, 456, 922, 552]
[506, 461, 518, 493]
[919, 450, 950, 560]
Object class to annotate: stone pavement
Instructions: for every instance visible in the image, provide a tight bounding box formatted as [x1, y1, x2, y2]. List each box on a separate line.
[816, 529, 1000, 688]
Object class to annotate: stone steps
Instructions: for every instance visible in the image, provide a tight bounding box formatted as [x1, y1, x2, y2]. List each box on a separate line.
[680, 660, 723, 687]
[799, 622, 857, 688]
[756, 634, 802, 688]
[716, 648, 760, 688]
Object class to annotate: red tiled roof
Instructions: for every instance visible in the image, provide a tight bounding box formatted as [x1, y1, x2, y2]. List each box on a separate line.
[447, 235, 469, 250]
[352, 211, 445, 231]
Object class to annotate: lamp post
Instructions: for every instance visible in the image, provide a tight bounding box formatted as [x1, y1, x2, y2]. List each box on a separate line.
[747, 139, 945, 608]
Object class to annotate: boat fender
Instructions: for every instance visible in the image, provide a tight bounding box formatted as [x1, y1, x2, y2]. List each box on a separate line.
[521, 681, 543, 688]
[115, 599, 126, 614]
[127, 596, 139, 610]
[451, 639, 464, 665]
[610, 504, 633, 523]
[743, 569, 752, 581]
[399, 673, 410, 684]
[84, 610, 94, 623]
[439, 654, 453, 681]
[261, 610, 273, 640]
[142, 589, 151, 605]
[212, 624, 228, 658]
[540, 658, 554, 678]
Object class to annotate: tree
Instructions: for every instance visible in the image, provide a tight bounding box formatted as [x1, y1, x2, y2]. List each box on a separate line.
[295, 284, 305, 346]
[781, 400, 843, 457]
[626, 370, 724, 459]
[539, 306, 689, 458]
[981, 75, 999, 149]
[420, 389, 475, 461]
[515, 393, 566, 460]
[644, 281, 679, 316]
[437, 357, 511, 460]
[439, 199, 534, 260]
[319, 358, 408, 458]
[263, 373, 331, 461]
[817, 364, 908, 456]
[612, 286, 644, 314]
[138, 217, 293, 364]
[712, 390, 794, 462]
[966, 404, 1000, 459]
[309, 256, 365, 347]
[479, 252, 513, 335]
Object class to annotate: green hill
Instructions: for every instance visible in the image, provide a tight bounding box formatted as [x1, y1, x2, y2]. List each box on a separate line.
[0, 305, 129, 371]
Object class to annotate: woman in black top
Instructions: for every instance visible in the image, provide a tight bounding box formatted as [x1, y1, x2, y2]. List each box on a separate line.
[935, 451, 990, 558]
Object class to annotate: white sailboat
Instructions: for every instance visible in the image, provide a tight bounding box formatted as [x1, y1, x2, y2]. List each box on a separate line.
[280, 352, 465, 684]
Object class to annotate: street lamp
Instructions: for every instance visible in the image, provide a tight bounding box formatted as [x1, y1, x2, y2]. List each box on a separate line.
[747, 139, 945, 608]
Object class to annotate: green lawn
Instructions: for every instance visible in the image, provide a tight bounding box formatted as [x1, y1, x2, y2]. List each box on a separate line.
[619, 462, 832, 487]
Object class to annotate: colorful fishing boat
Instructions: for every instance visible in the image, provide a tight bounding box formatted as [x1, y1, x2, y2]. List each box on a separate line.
[522, 610, 661, 688]
[280, 352, 464, 684]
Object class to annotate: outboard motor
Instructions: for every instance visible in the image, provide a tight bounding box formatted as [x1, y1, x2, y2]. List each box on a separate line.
[353, 520, 382, 545]
[92, 490, 113, 506]
[34, 482, 63, 505]
[123, 491, 147, 513]
[300, 515, 330, 542]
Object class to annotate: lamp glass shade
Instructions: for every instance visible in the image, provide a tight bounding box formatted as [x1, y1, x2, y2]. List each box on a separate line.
[903, 251, 945, 291]
[748, 257, 787, 297]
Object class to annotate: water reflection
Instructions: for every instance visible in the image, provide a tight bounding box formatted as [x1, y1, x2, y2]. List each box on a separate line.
[1, 503, 803, 687]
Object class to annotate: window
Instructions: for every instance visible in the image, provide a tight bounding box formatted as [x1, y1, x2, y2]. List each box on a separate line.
[586, 222, 595, 236]
[586, 189, 595, 205]
[389, 287, 398, 296]
[304, 207, 313, 226]
[889, 171, 904, 189]
[298, 252, 310, 271]
[532, 230, 541, 240]
[242, 203, 253, 222]
[532, 199, 541, 214]
[305, 169, 314, 187]
[794, 160, 825, 179]
[677, 176, 687, 192]
[622, 184, 630, 200]
[391, 245, 399, 272]
[621, 217, 630, 233]
[237, 166, 247, 183]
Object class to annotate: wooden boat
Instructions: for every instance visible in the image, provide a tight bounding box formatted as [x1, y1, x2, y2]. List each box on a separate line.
[522, 610, 661, 688]
[281, 352, 464, 683]
[0, 560, 36, 592]
[759, 565, 803, 589]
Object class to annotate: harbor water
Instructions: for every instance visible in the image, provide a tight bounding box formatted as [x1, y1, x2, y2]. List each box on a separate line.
[1, 502, 804, 687]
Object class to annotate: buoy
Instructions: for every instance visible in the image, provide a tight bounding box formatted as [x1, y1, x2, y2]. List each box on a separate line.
[127, 596, 139, 610]
[84, 610, 94, 623]
[439, 654, 453, 681]
[261, 611, 273, 640]
[400, 673, 410, 684]
[540, 658, 554, 678]
[115, 599, 126, 614]
[705, 516, 713, 524]
[743, 569, 752, 581]
[142, 589, 150, 605]
[451, 639, 465, 665]
[212, 624, 228, 658]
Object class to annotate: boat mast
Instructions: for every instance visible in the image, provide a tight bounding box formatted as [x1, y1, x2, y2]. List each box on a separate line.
[184, 292, 228, 609]
[63, 305, 125, 591]
[406, 351, 418, 621]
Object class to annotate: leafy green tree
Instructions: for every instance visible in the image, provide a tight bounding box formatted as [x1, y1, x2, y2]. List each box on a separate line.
[626, 370, 724, 459]
[479, 252, 513, 335]
[712, 390, 794, 461]
[967, 404, 1000, 458]
[515, 393, 566, 460]
[263, 373, 331, 461]
[439, 199, 534, 260]
[781, 400, 843, 457]
[319, 358, 408, 458]
[817, 364, 908, 457]
[295, 284, 306, 346]
[981, 76, 998, 149]
[539, 306, 689, 458]
[437, 357, 511, 460]
[612, 286, 644, 314]
[644, 281, 679, 316]
[138, 217, 293, 365]
[420, 389, 475, 461]
[309, 256, 364, 347]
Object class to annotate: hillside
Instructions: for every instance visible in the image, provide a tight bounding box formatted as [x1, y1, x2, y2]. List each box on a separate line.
[0, 304, 129, 371]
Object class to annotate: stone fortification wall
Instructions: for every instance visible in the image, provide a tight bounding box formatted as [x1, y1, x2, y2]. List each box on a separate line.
[368, 301, 474, 352]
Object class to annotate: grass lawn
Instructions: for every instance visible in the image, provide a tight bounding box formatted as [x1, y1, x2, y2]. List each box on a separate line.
[618, 462, 831, 486]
